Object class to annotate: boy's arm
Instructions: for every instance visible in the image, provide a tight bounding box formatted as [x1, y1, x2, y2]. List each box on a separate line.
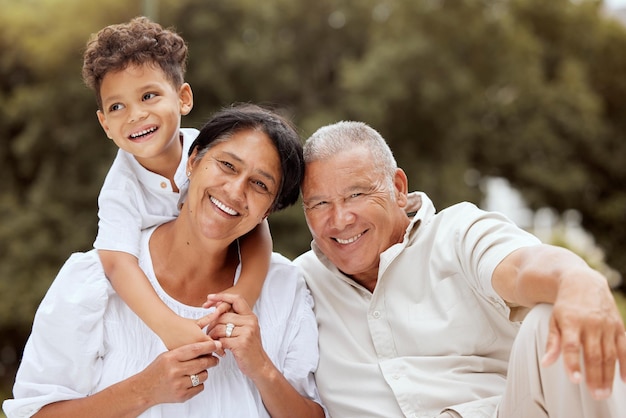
[228, 219, 272, 307]
[99, 250, 210, 350]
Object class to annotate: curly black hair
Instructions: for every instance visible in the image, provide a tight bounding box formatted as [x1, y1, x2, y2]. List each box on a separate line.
[82, 16, 187, 110]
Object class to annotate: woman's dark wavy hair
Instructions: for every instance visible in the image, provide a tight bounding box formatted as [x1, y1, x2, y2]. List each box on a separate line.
[189, 104, 304, 213]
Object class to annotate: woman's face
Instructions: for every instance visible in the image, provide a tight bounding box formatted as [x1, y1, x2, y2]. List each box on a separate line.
[185, 128, 281, 243]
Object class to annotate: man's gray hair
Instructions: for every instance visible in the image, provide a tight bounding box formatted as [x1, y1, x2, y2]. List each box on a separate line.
[303, 121, 398, 182]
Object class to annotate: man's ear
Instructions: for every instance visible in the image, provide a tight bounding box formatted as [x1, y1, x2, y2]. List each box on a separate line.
[96, 110, 113, 140]
[394, 168, 409, 208]
[179, 83, 193, 116]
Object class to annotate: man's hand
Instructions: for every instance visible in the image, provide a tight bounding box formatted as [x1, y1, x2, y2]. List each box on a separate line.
[541, 271, 626, 400]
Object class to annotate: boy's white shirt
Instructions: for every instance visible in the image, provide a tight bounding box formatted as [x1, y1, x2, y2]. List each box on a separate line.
[93, 128, 199, 257]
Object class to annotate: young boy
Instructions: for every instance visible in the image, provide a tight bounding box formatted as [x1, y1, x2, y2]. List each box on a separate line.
[82, 17, 271, 349]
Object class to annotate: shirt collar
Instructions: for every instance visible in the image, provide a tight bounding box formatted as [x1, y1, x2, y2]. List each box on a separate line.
[122, 128, 197, 193]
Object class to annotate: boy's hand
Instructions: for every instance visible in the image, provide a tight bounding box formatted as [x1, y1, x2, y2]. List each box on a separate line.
[197, 295, 233, 330]
[162, 316, 213, 351]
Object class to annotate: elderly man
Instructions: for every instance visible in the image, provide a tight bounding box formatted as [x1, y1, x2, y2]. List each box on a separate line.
[294, 120, 626, 418]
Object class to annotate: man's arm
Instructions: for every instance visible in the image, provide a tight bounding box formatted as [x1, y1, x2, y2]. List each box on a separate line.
[492, 244, 626, 399]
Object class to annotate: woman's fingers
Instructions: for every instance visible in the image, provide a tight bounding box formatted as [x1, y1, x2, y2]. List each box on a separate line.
[139, 340, 220, 404]
[172, 340, 221, 361]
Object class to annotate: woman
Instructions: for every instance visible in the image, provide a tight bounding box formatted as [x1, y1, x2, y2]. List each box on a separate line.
[4, 104, 325, 418]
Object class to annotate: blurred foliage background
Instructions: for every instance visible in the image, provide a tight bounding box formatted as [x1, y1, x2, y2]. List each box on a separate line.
[2, 0, 626, 407]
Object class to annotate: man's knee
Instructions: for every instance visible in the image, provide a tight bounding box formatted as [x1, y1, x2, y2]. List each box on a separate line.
[508, 303, 554, 366]
[518, 303, 552, 344]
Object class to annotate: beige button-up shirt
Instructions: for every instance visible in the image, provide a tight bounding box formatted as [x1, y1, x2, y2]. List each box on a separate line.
[295, 193, 540, 418]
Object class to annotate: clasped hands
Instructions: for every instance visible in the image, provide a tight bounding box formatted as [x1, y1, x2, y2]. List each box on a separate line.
[144, 293, 267, 403]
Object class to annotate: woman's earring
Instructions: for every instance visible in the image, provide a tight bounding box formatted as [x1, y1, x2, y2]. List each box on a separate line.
[187, 171, 191, 177]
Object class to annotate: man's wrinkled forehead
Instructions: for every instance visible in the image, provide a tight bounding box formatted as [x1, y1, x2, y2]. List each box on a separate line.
[302, 154, 383, 201]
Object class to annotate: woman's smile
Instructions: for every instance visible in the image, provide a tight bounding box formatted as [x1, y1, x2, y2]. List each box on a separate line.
[210, 195, 240, 216]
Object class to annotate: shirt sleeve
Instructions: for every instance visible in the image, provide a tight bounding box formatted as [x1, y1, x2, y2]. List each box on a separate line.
[94, 185, 143, 256]
[93, 154, 143, 257]
[279, 266, 328, 416]
[453, 203, 541, 307]
[4, 252, 112, 418]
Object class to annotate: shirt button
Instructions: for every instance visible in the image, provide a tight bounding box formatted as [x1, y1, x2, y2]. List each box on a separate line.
[372, 311, 381, 319]
[160, 181, 167, 189]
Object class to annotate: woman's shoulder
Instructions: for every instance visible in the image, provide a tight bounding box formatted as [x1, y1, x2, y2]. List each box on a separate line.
[43, 250, 114, 312]
[257, 253, 314, 322]
[268, 252, 304, 278]
[263, 253, 307, 294]
[269, 251, 297, 266]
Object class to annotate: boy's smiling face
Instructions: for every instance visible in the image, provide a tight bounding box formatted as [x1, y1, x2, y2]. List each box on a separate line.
[96, 63, 193, 173]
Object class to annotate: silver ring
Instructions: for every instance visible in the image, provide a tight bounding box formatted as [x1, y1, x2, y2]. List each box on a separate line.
[225, 322, 235, 338]
[190, 374, 200, 387]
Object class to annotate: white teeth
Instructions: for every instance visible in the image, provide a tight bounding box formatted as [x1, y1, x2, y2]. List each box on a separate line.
[335, 233, 362, 245]
[130, 126, 157, 138]
[210, 196, 239, 215]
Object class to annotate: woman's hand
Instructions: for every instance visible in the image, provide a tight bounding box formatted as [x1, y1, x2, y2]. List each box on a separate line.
[138, 340, 222, 406]
[203, 293, 324, 418]
[33, 340, 225, 418]
[199, 293, 324, 418]
[205, 293, 271, 379]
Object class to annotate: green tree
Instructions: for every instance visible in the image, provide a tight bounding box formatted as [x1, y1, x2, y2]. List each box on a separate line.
[488, 0, 626, 291]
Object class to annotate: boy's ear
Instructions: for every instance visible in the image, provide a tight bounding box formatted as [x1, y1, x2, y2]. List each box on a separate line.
[96, 110, 113, 139]
[179, 83, 193, 116]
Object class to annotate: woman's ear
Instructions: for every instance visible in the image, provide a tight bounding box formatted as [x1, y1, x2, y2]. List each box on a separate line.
[187, 148, 198, 176]
[261, 207, 273, 221]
